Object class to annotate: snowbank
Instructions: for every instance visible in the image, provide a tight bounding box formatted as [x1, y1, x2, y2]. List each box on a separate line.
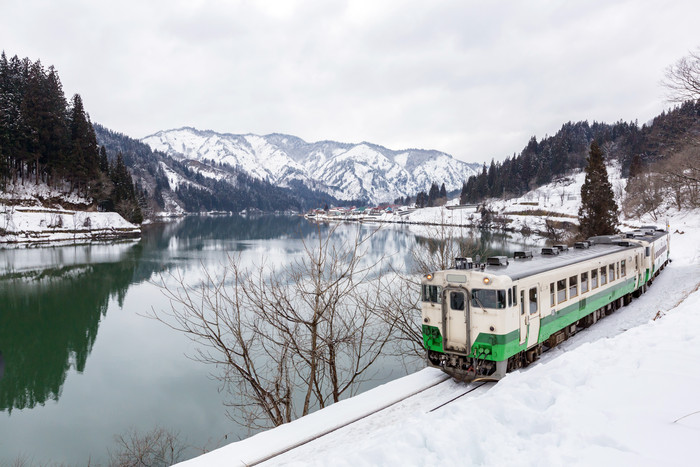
[0, 181, 140, 246]
[0, 206, 140, 246]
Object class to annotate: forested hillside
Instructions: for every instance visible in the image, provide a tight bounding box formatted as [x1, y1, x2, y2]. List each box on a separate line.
[460, 101, 700, 204]
[0, 52, 142, 223]
[94, 125, 349, 215]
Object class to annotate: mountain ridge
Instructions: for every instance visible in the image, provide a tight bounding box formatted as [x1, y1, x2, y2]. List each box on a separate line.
[142, 127, 480, 204]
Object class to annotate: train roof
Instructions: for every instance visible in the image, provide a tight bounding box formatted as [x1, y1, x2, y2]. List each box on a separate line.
[476, 243, 634, 281]
[448, 229, 668, 282]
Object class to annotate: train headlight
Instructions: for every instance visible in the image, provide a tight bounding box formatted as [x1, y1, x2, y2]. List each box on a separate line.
[426, 273, 433, 281]
[483, 277, 490, 285]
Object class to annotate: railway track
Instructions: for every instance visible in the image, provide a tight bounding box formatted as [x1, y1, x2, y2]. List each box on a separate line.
[249, 376, 494, 465]
[428, 381, 494, 412]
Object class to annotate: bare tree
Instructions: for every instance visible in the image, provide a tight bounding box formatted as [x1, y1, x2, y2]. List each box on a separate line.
[374, 223, 487, 360]
[657, 144, 700, 209]
[109, 427, 188, 467]
[662, 47, 700, 103]
[623, 171, 664, 220]
[410, 220, 488, 274]
[151, 224, 396, 430]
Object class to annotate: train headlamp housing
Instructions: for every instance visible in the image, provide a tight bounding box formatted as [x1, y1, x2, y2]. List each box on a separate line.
[426, 273, 433, 281]
[483, 277, 491, 285]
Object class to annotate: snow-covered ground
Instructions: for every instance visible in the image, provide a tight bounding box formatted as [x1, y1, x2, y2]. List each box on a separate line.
[0, 181, 140, 246]
[179, 203, 700, 465]
[312, 163, 633, 239]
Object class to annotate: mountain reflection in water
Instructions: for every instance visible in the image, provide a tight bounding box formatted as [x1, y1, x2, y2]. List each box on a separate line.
[0, 214, 539, 465]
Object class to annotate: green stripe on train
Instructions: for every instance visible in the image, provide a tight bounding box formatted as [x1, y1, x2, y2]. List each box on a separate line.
[538, 277, 636, 343]
[424, 278, 638, 362]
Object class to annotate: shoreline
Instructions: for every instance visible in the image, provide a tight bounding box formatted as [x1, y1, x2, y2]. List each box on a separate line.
[1, 206, 141, 248]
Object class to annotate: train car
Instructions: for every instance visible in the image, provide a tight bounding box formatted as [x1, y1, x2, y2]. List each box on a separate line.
[420, 228, 670, 381]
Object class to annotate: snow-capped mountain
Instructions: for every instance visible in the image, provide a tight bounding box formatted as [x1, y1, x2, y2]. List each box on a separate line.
[142, 128, 479, 204]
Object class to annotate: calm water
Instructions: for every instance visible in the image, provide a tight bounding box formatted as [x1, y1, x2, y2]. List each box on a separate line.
[0, 215, 540, 465]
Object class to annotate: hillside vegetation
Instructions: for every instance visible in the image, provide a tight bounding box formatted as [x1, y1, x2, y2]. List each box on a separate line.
[0, 53, 142, 223]
[460, 101, 700, 206]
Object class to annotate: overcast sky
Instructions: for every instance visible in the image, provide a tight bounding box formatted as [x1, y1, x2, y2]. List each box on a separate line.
[2, 0, 699, 163]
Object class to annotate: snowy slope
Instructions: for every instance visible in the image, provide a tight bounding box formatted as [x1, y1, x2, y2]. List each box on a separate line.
[177, 208, 700, 466]
[310, 162, 632, 240]
[142, 128, 480, 204]
[0, 181, 141, 245]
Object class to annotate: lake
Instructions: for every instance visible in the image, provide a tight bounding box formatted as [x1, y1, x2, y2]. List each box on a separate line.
[0, 215, 541, 465]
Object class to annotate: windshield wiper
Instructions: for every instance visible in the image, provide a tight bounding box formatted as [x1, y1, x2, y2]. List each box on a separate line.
[470, 290, 488, 314]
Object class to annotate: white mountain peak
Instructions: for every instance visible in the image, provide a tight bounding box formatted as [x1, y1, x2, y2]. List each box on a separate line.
[142, 128, 479, 204]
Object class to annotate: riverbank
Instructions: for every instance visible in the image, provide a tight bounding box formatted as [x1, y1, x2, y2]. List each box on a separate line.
[0, 181, 140, 247]
[304, 164, 664, 240]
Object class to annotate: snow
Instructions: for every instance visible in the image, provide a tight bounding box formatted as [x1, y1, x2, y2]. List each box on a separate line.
[0, 181, 141, 246]
[143, 128, 479, 204]
[178, 206, 700, 466]
[308, 162, 641, 242]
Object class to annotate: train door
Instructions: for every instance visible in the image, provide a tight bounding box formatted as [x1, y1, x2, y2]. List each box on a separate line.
[443, 288, 469, 353]
[526, 286, 540, 348]
[518, 289, 527, 345]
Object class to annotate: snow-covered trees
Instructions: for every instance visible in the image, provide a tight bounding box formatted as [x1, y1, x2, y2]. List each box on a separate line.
[0, 52, 143, 222]
[578, 141, 619, 238]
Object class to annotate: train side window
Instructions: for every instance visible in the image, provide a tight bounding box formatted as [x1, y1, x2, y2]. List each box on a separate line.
[600, 267, 607, 285]
[520, 290, 525, 315]
[529, 287, 538, 315]
[513, 286, 517, 305]
[609, 264, 615, 282]
[557, 279, 567, 303]
[550, 282, 555, 307]
[508, 288, 512, 307]
[621, 260, 626, 277]
[645, 247, 650, 257]
[591, 269, 598, 288]
[450, 291, 465, 311]
[569, 275, 578, 297]
[581, 272, 589, 293]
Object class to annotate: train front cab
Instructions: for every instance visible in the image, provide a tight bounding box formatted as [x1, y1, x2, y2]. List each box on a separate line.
[421, 269, 523, 381]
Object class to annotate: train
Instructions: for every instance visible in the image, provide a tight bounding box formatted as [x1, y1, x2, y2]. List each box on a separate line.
[420, 226, 670, 381]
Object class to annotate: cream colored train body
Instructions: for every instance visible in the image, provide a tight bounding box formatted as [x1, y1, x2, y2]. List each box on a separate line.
[420, 227, 670, 380]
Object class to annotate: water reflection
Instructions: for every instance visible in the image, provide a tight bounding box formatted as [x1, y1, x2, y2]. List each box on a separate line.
[0, 215, 539, 414]
[0, 214, 542, 464]
[0, 244, 142, 413]
[0, 215, 325, 415]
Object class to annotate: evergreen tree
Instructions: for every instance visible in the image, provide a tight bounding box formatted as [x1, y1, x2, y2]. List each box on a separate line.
[459, 181, 468, 205]
[98, 145, 109, 173]
[110, 151, 143, 224]
[427, 182, 439, 207]
[439, 183, 447, 199]
[415, 190, 427, 208]
[69, 93, 100, 194]
[628, 153, 643, 178]
[578, 141, 619, 238]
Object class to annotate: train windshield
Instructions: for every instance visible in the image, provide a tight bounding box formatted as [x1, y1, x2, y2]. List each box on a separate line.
[422, 284, 442, 304]
[471, 289, 507, 309]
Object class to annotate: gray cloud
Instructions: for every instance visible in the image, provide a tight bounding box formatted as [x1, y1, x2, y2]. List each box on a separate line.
[1, 0, 698, 163]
